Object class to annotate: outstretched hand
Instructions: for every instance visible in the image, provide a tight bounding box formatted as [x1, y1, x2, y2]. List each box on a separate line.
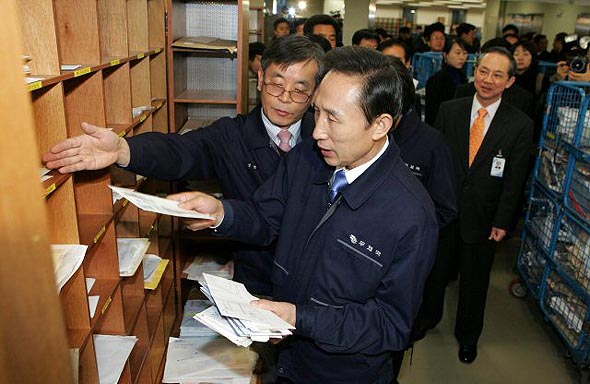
[42, 122, 130, 173]
[167, 191, 225, 231]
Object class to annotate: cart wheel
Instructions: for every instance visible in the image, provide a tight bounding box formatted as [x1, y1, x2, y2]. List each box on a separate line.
[509, 278, 527, 298]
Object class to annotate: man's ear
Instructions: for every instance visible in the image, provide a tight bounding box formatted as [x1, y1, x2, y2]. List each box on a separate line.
[257, 68, 263, 92]
[505, 75, 516, 90]
[372, 113, 394, 140]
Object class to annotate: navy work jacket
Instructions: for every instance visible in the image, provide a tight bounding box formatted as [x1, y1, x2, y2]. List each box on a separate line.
[394, 110, 457, 228]
[217, 137, 438, 383]
[125, 105, 315, 295]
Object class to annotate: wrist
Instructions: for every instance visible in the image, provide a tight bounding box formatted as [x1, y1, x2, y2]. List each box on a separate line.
[116, 138, 131, 167]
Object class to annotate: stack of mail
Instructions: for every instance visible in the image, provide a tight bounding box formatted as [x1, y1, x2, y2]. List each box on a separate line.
[163, 336, 258, 383]
[183, 256, 232, 284]
[143, 253, 169, 290]
[194, 274, 294, 347]
[117, 237, 150, 277]
[179, 299, 217, 338]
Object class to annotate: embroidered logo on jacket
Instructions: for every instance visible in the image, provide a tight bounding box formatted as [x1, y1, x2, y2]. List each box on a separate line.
[349, 234, 381, 257]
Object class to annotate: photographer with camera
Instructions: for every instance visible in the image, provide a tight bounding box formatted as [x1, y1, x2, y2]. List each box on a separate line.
[555, 34, 590, 82]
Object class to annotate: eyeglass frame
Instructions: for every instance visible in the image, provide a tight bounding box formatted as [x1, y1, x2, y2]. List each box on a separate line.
[261, 80, 313, 104]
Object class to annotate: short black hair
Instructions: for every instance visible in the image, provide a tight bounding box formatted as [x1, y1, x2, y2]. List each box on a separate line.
[375, 28, 390, 39]
[480, 37, 511, 51]
[377, 39, 410, 64]
[248, 42, 265, 61]
[444, 38, 468, 54]
[303, 14, 340, 36]
[307, 33, 332, 53]
[398, 26, 411, 35]
[456, 23, 476, 37]
[352, 29, 380, 46]
[293, 18, 307, 29]
[478, 46, 517, 78]
[502, 24, 519, 36]
[261, 34, 327, 86]
[274, 17, 290, 31]
[424, 22, 445, 40]
[324, 46, 405, 124]
[533, 34, 547, 44]
[387, 55, 416, 114]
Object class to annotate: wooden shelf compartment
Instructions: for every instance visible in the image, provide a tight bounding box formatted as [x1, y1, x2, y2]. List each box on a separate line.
[97, 0, 129, 59]
[80, 219, 119, 277]
[175, 88, 238, 104]
[79, 338, 99, 384]
[127, 0, 150, 54]
[147, 309, 166, 380]
[104, 63, 133, 129]
[128, 304, 151, 383]
[151, 102, 169, 134]
[148, 0, 166, 50]
[45, 177, 80, 244]
[116, 203, 141, 237]
[42, 171, 71, 198]
[121, 270, 148, 335]
[88, 277, 122, 329]
[30, 82, 67, 154]
[77, 212, 114, 248]
[94, 283, 126, 334]
[53, 0, 102, 66]
[15, 0, 61, 76]
[163, 280, 178, 340]
[60, 268, 92, 343]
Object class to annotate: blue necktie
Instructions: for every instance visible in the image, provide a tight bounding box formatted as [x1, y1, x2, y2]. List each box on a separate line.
[330, 169, 348, 203]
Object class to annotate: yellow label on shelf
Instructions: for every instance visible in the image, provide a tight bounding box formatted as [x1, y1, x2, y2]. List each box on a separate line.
[110, 59, 121, 66]
[139, 115, 147, 123]
[74, 67, 91, 77]
[93, 226, 106, 244]
[27, 81, 42, 92]
[101, 296, 112, 315]
[547, 132, 556, 140]
[154, 48, 161, 54]
[43, 183, 56, 197]
[156, 102, 164, 109]
[118, 130, 126, 137]
[122, 199, 128, 207]
[137, 53, 145, 59]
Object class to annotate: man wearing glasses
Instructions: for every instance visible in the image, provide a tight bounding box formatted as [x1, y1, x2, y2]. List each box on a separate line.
[43, 35, 326, 297]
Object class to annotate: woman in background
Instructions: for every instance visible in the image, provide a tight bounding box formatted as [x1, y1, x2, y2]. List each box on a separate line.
[425, 38, 468, 125]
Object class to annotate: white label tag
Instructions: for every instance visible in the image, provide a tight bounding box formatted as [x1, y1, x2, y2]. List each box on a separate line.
[490, 156, 506, 177]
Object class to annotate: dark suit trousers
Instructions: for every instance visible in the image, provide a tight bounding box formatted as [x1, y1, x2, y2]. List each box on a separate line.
[454, 234, 496, 346]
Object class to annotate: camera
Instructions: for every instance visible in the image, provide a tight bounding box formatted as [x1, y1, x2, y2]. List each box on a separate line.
[564, 34, 590, 73]
[570, 56, 588, 73]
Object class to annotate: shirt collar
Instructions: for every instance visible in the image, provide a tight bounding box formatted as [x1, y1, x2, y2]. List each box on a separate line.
[261, 107, 302, 147]
[471, 95, 501, 122]
[334, 138, 390, 184]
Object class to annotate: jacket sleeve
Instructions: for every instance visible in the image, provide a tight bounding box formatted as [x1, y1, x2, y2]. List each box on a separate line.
[425, 136, 458, 228]
[124, 118, 236, 181]
[492, 117, 534, 230]
[213, 158, 290, 246]
[424, 76, 439, 126]
[295, 209, 438, 354]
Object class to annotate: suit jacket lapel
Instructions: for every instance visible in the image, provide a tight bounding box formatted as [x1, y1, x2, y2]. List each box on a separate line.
[457, 99, 472, 172]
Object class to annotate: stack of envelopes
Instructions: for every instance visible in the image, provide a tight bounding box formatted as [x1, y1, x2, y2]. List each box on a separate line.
[194, 273, 294, 347]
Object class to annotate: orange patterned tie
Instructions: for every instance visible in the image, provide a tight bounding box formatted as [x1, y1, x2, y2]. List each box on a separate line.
[469, 108, 488, 167]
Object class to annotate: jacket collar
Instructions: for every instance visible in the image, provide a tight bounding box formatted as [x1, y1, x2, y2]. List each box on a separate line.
[311, 140, 402, 210]
[393, 110, 420, 146]
[245, 104, 315, 150]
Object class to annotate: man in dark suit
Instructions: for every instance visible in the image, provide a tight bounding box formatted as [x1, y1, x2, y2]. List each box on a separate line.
[435, 47, 533, 364]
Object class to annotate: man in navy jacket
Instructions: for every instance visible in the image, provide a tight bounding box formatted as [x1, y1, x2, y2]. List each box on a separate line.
[42, 35, 326, 296]
[173, 47, 438, 383]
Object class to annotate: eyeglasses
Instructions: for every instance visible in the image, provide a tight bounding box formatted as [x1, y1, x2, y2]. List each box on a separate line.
[262, 81, 312, 104]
